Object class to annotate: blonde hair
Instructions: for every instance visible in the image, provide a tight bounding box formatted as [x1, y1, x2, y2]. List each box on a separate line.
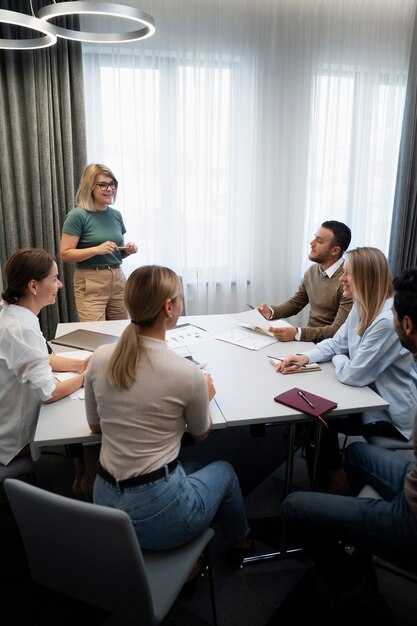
[75, 163, 118, 211]
[107, 265, 182, 389]
[345, 247, 394, 336]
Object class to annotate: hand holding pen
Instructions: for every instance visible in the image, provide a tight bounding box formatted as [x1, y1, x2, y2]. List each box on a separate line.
[270, 354, 309, 372]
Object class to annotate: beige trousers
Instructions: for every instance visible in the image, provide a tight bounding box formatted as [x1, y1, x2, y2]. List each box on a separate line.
[73, 267, 128, 322]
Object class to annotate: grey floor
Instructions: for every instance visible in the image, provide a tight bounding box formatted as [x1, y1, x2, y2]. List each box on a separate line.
[1, 433, 416, 626]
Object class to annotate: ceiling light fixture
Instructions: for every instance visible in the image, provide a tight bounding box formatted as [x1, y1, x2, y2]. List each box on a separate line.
[0, 1, 155, 50]
[0, 9, 57, 50]
[38, 1, 155, 44]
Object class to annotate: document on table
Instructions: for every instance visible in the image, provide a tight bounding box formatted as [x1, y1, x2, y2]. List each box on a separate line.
[166, 323, 213, 349]
[215, 327, 278, 350]
[53, 350, 92, 399]
[232, 309, 292, 337]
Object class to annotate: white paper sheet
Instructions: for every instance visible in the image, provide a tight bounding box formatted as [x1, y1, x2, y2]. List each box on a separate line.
[215, 327, 277, 350]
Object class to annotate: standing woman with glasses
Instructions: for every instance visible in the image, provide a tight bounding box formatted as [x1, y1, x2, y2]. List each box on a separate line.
[60, 163, 138, 322]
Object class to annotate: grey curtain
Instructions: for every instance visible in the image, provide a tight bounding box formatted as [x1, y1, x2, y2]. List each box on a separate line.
[0, 1, 86, 339]
[388, 6, 417, 277]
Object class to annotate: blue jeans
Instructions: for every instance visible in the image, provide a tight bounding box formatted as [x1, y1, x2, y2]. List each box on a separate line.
[280, 442, 417, 588]
[93, 460, 250, 550]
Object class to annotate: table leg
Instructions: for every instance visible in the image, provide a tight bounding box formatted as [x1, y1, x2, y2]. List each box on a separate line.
[241, 420, 323, 567]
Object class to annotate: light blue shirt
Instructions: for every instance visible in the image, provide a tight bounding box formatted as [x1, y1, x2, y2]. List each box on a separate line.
[303, 298, 417, 439]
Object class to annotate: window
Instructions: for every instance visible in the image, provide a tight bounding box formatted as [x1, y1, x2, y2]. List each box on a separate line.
[304, 67, 406, 260]
[82, 0, 415, 316]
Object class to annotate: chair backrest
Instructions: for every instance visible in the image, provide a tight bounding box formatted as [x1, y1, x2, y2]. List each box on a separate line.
[4, 478, 157, 625]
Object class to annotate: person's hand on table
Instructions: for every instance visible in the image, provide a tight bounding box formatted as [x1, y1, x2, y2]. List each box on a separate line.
[274, 354, 309, 372]
[204, 372, 216, 401]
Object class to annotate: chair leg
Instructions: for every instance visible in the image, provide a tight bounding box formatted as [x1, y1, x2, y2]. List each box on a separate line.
[203, 545, 218, 626]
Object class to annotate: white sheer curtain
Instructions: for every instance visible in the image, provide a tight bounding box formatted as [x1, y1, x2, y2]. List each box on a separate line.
[82, 0, 415, 317]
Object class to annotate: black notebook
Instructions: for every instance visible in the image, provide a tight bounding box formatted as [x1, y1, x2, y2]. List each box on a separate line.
[51, 329, 119, 352]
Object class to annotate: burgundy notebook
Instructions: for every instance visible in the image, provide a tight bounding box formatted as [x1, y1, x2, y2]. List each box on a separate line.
[274, 387, 337, 428]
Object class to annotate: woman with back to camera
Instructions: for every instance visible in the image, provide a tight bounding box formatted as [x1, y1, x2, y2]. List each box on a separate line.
[60, 163, 138, 322]
[275, 246, 417, 492]
[85, 264, 254, 571]
[0, 248, 88, 473]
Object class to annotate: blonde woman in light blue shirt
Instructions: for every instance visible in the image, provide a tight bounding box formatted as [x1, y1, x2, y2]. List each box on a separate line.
[276, 247, 417, 491]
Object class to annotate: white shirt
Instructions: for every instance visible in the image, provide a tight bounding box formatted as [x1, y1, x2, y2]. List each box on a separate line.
[0, 304, 55, 465]
[319, 256, 345, 279]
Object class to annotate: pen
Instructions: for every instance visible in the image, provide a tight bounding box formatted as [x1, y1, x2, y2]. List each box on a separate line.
[247, 304, 255, 309]
[267, 356, 307, 368]
[298, 390, 316, 409]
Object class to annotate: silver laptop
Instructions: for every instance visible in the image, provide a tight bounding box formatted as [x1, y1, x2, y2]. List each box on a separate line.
[51, 329, 119, 351]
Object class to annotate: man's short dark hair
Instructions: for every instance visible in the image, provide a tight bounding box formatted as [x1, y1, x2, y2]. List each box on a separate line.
[393, 267, 417, 326]
[322, 220, 352, 253]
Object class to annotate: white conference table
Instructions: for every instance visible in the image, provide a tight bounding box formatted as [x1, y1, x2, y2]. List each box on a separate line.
[34, 313, 389, 566]
[35, 313, 388, 448]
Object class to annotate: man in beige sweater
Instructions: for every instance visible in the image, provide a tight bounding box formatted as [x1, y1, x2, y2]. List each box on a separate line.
[257, 220, 352, 342]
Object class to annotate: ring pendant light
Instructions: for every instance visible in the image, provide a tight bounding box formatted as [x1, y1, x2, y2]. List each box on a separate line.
[38, 1, 156, 44]
[0, 8, 57, 50]
[0, 2, 155, 49]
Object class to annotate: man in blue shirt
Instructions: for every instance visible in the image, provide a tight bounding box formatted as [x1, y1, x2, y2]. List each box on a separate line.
[279, 266, 417, 624]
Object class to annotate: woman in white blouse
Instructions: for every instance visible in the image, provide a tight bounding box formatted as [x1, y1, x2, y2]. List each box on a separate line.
[0, 248, 88, 476]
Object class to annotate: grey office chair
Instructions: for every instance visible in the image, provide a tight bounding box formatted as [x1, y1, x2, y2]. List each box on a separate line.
[4, 478, 218, 625]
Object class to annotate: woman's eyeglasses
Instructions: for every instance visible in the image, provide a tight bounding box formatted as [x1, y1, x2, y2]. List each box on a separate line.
[95, 182, 117, 191]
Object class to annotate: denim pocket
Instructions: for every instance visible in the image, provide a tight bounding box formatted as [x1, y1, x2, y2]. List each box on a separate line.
[121, 467, 204, 549]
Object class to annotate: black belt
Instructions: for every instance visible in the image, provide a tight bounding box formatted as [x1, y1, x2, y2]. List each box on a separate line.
[77, 265, 121, 271]
[97, 460, 178, 489]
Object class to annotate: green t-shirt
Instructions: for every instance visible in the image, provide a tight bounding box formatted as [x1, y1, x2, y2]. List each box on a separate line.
[62, 206, 127, 269]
